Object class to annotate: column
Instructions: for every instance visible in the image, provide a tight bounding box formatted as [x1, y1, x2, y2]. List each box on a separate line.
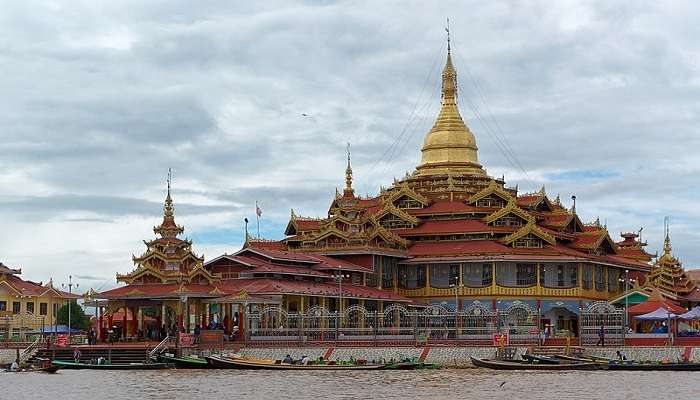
[137, 307, 144, 334]
[121, 307, 127, 339]
[98, 307, 104, 342]
[161, 303, 167, 329]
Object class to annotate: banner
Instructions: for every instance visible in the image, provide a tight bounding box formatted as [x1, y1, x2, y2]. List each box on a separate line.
[492, 333, 509, 347]
[56, 334, 68, 347]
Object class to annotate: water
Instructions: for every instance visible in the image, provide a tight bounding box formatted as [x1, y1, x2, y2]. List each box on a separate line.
[3, 369, 698, 399]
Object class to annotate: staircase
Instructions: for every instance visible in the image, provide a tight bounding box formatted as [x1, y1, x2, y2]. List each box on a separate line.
[29, 346, 155, 364]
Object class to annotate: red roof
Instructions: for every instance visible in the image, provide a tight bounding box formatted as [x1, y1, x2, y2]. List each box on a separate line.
[100, 278, 409, 302]
[231, 255, 332, 278]
[627, 298, 685, 314]
[295, 219, 322, 230]
[407, 202, 484, 215]
[395, 220, 512, 236]
[408, 240, 511, 257]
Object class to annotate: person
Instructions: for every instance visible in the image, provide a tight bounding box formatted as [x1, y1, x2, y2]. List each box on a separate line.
[300, 355, 310, 365]
[282, 354, 293, 364]
[596, 325, 605, 347]
[616, 350, 627, 361]
[10, 361, 19, 371]
[73, 347, 82, 363]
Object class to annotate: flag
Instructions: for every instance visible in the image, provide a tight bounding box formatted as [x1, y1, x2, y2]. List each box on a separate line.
[256, 202, 262, 218]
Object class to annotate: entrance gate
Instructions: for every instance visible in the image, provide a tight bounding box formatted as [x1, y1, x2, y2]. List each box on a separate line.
[580, 301, 624, 346]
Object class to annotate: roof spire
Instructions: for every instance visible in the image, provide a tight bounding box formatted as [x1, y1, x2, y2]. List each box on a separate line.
[663, 216, 672, 255]
[446, 17, 451, 54]
[344, 142, 354, 196]
[154, 168, 183, 238]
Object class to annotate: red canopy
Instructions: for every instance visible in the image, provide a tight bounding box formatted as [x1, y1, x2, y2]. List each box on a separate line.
[627, 293, 686, 315]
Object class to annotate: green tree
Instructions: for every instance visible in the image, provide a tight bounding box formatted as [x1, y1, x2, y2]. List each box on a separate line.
[56, 301, 91, 331]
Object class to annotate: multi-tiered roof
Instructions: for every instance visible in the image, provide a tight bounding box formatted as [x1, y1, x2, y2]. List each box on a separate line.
[116, 176, 214, 286]
[274, 45, 651, 271]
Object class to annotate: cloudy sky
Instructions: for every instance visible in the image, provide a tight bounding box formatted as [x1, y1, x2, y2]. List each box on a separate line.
[1, 1, 699, 292]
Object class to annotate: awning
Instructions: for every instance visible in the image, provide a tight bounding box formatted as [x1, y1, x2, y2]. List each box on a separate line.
[678, 306, 700, 321]
[634, 307, 678, 321]
[27, 325, 83, 334]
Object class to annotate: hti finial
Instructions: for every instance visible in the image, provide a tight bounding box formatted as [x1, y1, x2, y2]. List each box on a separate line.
[167, 168, 172, 197]
[344, 142, 354, 194]
[446, 18, 451, 54]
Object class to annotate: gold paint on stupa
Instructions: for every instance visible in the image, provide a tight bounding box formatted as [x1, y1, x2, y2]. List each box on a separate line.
[416, 42, 485, 177]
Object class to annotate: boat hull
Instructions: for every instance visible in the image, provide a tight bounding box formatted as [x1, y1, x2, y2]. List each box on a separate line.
[51, 360, 171, 370]
[470, 357, 597, 371]
[206, 356, 385, 370]
[159, 355, 210, 369]
[602, 362, 700, 371]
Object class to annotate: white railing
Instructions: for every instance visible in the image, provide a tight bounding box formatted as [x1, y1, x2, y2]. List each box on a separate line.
[149, 335, 170, 358]
[19, 336, 42, 363]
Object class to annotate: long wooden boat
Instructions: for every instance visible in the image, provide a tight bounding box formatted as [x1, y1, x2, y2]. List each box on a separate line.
[206, 355, 385, 370]
[51, 360, 171, 370]
[384, 360, 442, 370]
[601, 362, 700, 371]
[36, 364, 62, 373]
[470, 357, 598, 371]
[158, 354, 210, 369]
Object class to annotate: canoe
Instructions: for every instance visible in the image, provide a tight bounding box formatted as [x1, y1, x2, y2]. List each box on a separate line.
[51, 360, 171, 370]
[470, 357, 598, 371]
[159, 354, 210, 369]
[206, 355, 385, 370]
[601, 362, 700, 371]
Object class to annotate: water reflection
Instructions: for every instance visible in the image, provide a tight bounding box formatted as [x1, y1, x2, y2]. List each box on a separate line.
[4, 369, 698, 400]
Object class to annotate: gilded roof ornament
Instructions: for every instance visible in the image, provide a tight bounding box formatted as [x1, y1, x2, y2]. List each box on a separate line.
[415, 30, 485, 177]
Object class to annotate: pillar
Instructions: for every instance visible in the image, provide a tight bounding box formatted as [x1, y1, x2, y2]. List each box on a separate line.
[226, 304, 233, 334]
[137, 307, 144, 334]
[131, 307, 138, 337]
[122, 307, 127, 338]
[98, 307, 104, 342]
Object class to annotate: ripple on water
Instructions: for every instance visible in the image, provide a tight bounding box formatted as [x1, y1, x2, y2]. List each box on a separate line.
[3, 369, 699, 400]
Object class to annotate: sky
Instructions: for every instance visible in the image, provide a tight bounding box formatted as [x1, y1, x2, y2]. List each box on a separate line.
[1, 1, 700, 293]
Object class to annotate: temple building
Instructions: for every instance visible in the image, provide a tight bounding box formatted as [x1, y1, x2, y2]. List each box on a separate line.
[98, 41, 663, 339]
[0, 262, 76, 339]
[250, 42, 657, 335]
[98, 175, 407, 340]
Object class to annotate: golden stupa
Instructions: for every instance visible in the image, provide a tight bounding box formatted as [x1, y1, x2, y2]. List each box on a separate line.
[416, 42, 485, 177]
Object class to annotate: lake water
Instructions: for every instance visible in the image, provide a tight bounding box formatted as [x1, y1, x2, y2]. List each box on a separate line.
[3, 369, 698, 400]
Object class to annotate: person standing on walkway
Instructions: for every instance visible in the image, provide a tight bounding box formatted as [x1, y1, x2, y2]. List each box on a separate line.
[596, 324, 605, 346]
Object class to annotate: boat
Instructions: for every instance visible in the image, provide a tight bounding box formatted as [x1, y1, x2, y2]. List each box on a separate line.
[521, 354, 560, 364]
[35, 364, 62, 373]
[158, 354, 210, 369]
[384, 358, 441, 370]
[470, 357, 598, 371]
[206, 355, 385, 370]
[51, 360, 171, 370]
[600, 361, 700, 371]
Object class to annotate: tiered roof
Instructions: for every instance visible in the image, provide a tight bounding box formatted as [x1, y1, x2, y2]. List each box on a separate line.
[264, 45, 654, 273]
[116, 177, 210, 286]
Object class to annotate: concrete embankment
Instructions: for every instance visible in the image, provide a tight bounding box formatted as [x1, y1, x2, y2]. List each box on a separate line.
[186, 346, 700, 367]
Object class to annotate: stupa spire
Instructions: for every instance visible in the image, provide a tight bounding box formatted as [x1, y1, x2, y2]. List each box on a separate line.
[154, 168, 184, 238]
[344, 142, 354, 196]
[416, 24, 484, 177]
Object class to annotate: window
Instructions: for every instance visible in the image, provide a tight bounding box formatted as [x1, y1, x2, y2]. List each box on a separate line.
[608, 268, 619, 293]
[165, 262, 179, 271]
[582, 264, 593, 290]
[53, 303, 59, 317]
[430, 264, 459, 288]
[516, 264, 537, 286]
[26, 302, 35, 314]
[398, 265, 426, 289]
[40, 303, 48, 316]
[595, 265, 605, 291]
[463, 263, 492, 287]
[382, 259, 395, 289]
[0, 301, 6, 311]
[513, 235, 543, 248]
[12, 302, 20, 314]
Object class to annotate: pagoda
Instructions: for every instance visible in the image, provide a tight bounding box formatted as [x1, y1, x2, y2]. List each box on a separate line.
[263, 37, 657, 336]
[117, 173, 214, 286]
[645, 234, 695, 297]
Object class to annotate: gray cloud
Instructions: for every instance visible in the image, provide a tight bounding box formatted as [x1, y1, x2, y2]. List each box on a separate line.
[1, 0, 700, 285]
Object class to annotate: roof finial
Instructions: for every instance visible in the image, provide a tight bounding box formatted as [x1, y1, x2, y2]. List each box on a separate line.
[167, 168, 172, 198]
[446, 18, 451, 54]
[571, 195, 577, 214]
[663, 216, 672, 255]
[344, 142, 354, 195]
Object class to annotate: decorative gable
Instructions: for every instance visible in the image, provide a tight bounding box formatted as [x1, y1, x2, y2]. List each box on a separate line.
[468, 180, 513, 207]
[502, 220, 556, 248]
